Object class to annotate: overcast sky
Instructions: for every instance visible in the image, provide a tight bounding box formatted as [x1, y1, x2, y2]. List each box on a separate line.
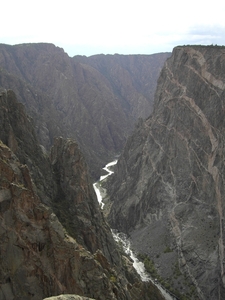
[1, 0, 225, 57]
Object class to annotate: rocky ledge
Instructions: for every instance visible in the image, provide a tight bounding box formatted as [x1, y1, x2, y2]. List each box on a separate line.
[44, 295, 95, 300]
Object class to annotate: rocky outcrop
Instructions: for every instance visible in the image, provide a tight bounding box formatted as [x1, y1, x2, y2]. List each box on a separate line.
[50, 137, 121, 264]
[0, 88, 119, 264]
[106, 45, 225, 299]
[44, 296, 95, 300]
[0, 88, 56, 205]
[0, 43, 170, 178]
[0, 89, 164, 299]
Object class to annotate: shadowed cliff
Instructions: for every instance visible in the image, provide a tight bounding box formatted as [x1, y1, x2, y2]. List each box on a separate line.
[0, 43, 170, 178]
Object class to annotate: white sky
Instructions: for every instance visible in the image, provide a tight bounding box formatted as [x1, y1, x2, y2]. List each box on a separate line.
[1, 0, 225, 57]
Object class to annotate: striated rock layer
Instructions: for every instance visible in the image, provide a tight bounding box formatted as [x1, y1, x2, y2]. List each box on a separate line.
[107, 45, 225, 299]
[0, 89, 164, 300]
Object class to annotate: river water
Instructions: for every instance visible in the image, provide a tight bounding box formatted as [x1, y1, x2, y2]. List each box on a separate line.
[111, 230, 150, 282]
[93, 160, 117, 209]
[93, 160, 176, 300]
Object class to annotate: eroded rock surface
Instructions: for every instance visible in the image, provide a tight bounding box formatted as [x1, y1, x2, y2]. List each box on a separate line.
[50, 137, 121, 264]
[107, 45, 225, 299]
[0, 89, 164, 299]
[44, 295, 95, 300]
[0, 142, 120, 299]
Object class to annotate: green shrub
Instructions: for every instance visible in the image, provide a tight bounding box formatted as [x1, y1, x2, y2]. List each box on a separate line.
[163, 246, 172, 253]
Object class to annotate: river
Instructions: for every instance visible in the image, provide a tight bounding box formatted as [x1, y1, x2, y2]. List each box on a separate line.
[93, 160, 117, 209]
[93, 160, 176, 300]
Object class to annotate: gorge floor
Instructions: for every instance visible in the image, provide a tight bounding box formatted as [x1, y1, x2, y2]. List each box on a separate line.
[93, 160, 176, 300]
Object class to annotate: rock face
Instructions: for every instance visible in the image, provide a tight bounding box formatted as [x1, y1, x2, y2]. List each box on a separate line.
[73, 53, 169, 119]
[50, 137, 121, 264]
[0, 89, 56, 205]
[0, 43, 170, 178]
[107, 45, 225, 299]
[44, 296, 95, 300]
[0, 141, 119, 300]
[0, 89, 164, 300]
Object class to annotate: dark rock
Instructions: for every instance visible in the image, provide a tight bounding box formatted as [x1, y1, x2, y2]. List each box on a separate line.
[0, 88, 56, 205]
[0, 89, 164, 300]
[50, 136, 121, 265]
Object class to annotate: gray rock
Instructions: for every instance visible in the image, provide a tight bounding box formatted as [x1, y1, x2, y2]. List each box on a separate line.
[107, 45, 225, 299]
[43, 295, 95, 300]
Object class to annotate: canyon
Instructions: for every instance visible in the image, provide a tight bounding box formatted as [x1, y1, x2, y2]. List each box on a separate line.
[1, 42, 224, 300]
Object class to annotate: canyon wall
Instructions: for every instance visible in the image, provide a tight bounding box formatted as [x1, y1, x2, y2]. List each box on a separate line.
[0, 89, 164, 300]
[106, 45, 225, 299]
[0, 43, 170, 178]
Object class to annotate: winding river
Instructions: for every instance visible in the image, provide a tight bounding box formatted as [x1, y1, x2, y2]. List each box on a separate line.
[93, 160, 176, 300]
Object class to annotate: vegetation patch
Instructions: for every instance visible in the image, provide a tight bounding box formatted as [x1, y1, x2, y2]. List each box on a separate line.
[163, 246, 173, 253]
[109, 275, 117, 283]
[137, 253, 199, 300]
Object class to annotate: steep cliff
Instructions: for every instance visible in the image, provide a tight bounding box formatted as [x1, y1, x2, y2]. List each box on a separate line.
[107, 45, 225, 299]
[50, 137, 121, 264]
[0, 43, 170, 178]
[73, 53, 170, 119]
[0, 89, 164, 300]
[0, 88, 56, 205]
[0, 141, 127, 300]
